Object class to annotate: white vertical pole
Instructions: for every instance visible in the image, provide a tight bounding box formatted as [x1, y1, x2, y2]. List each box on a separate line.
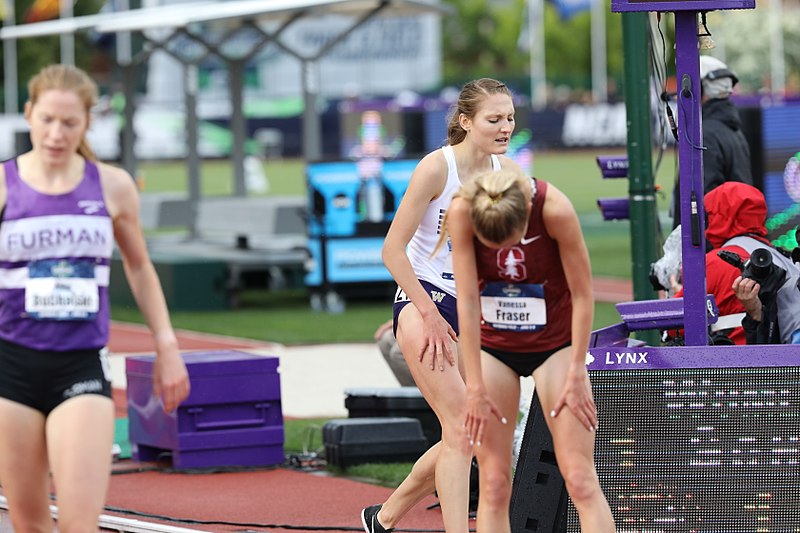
[590, 0, 607, 102]
[116, 0, 132, 65]
[2, 0, 18, 113]
[768, 0, 785, 97]
[529, 0, 546, 110]
[60, 0, 75, 65]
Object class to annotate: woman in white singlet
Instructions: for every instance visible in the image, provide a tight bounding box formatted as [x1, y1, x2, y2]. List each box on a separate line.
[361, 78, 524, 533]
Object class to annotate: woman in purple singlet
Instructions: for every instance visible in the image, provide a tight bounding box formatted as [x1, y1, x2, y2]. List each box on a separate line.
[0, 64, 190, 532]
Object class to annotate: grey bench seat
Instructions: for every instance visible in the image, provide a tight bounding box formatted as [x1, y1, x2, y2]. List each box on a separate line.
[139, 196, 309, 303]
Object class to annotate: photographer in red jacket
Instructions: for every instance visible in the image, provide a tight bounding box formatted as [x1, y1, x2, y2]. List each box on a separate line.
[671, 182, 800, 345]
[673, 182, 771, 344]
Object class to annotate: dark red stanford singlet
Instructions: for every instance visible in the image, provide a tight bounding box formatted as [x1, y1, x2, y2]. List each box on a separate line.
[475, 179, 572, 353]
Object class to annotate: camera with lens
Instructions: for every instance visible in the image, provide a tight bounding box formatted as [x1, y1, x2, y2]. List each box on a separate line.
[717, 247, 787, 304]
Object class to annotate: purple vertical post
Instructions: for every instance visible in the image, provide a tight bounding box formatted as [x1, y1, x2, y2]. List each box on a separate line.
[675, 11, 708, 346]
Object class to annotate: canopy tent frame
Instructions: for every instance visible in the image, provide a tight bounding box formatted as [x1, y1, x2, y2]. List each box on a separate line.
[1, 0, 450, 237]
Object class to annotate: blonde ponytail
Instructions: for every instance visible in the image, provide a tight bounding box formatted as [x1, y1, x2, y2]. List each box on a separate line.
[432, 169, 530, 256]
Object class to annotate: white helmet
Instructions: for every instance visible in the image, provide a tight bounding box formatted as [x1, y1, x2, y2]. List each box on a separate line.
[699, 55, 738, 99]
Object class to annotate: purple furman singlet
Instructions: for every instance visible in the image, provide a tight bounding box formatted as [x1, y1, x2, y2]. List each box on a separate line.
[0, 159, 113, 351]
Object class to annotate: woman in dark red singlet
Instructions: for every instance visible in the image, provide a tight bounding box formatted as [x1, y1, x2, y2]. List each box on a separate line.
[447, 168, 616, 533]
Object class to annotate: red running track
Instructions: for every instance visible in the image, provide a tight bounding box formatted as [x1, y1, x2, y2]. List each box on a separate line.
[106, 321, 445, 533]
[101, 275, 634, 533]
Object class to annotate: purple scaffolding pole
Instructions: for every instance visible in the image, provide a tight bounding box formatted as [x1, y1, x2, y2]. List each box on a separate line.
[675, 11, 708, 346]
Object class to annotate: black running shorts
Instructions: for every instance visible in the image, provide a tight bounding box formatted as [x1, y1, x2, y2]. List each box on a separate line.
[0, 337, 112, 416]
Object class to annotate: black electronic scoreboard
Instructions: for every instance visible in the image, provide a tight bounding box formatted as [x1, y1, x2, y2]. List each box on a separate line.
[513, 345, 800, 532]
[569, 365, 800, 531]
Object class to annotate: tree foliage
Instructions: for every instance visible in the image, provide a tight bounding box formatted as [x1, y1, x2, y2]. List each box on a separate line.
[439, 1, 799, 99]
[0, 0, 105, 108]
[441, 0, 624, 97]
[707, 7, 800, 95]
[608, 7, 799, 97]
[4, 1, 793, 108]
[440, 0, 529, 82]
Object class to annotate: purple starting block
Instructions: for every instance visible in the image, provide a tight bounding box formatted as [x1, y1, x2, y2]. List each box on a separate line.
[126, 350, 284, 470]
[595, 155, 629, 178]
[616, 295, 719, 331]
[597, 197, 629, 220]
[589, 296, 719, 348]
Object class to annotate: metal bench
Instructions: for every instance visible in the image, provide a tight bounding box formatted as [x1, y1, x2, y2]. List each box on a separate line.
[142, 196, 309, 306]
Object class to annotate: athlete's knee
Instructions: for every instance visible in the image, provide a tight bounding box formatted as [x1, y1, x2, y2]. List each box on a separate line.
[439, 420, 470, 454]
[8, 497, 52, 533]
[57, 522, 98, 533]
[477, 464, 512, 510]
[560, 461, 601, 504]
[10, 514, 54, 533]
[55, 512, 101, 533]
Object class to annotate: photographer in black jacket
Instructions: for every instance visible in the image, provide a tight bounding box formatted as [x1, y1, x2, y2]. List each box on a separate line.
[698, 55, 753, 192]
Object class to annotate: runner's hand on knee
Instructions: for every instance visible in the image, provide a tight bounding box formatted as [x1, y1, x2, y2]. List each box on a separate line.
[551, 366, 597, 432]
[465, 386, 507, 446]
[418, 316, 458, 371]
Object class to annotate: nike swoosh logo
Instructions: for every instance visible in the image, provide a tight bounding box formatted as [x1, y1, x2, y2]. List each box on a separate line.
[520, 235, 541, 245]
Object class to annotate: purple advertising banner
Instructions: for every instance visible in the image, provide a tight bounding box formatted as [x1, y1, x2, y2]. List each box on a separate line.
[587, 344, 800, 371]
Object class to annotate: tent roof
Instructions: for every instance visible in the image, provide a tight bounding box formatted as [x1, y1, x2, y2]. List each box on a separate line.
[0, 0, 449, 39]
[0, 0, 451, 201]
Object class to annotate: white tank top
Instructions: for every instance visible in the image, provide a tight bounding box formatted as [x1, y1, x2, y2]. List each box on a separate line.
[406, 145, 501, 296]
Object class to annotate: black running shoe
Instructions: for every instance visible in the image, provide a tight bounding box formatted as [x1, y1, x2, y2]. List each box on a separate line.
[361, 504, 393, 533]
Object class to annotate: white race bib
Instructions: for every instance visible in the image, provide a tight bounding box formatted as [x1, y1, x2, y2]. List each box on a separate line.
[25, 259, 99, 320]
[480, 282, 546, 331]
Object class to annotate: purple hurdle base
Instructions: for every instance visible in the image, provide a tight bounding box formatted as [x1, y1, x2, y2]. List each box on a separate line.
[126, 350, 284, 470]
[590, 295, 720, 348]
[595, 155, 629, 179]
[597, 197, 629, 220]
